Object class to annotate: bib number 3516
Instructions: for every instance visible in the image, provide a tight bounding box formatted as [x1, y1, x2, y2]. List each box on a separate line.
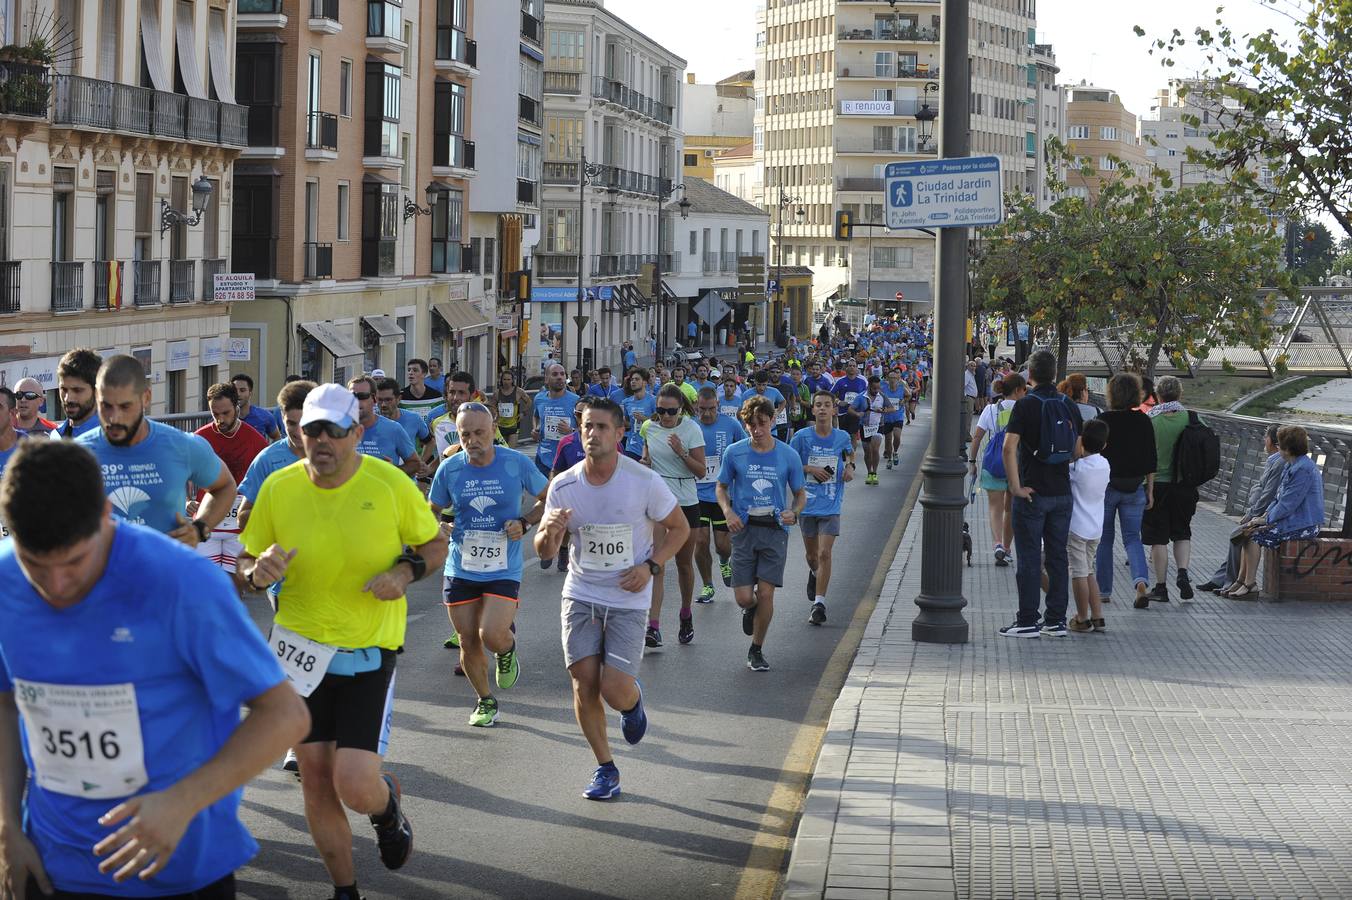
[13, 679, 148, 800]
[269, 624, 337, 698]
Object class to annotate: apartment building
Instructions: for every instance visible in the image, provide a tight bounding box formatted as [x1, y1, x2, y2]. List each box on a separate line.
[466, 0, 543, 378]
[1064, 83, 1150, 200]
[1028, 42, 1064, 208]
[0, 0, 245, 415]
[711, 141, 762, 205]
[537, 0, 684, 374]
[230, 0, 486, 398]
[1139, 78, 1265, 192]
[681, 70, 754, 181]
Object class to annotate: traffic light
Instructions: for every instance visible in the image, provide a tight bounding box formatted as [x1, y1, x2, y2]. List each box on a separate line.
[835, 209, 853, 241]
[514, 270, 531, 301]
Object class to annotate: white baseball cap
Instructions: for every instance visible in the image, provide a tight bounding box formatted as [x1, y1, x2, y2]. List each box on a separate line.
[371, 368, 386, 379]
[299, 383, 358, 429]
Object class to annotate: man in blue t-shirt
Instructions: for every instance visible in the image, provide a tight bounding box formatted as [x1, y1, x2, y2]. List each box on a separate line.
[0, 388, 20, 524]
[531, 363, 581, 570]
[692, 388, 745, 602]
[425, 357, 447, 395]
[716, 371, 745, 419]
[716, 395, 806, 673]
[879, 368, 909, 470]
[348, 375, 419, 475]
[376, 376, 430, 451]
[231, 373, 282, 441]
[790, 390, 856, 626]
[78, 355, 236, 545]
[428, 403, 549, 728]
[745, 370, 787, 442]
[50, 347, 102, 440]
[0, 440, 308, 898]
[587, 367, 623, 400]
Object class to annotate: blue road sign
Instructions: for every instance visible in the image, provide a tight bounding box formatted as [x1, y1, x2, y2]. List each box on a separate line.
[884, 156, 1004, 229]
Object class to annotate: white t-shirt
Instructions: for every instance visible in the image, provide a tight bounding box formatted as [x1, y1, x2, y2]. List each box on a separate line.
[642, 415, 705, 507]
[545, 455, 678, 610]
[1068, 454, 1112, 542]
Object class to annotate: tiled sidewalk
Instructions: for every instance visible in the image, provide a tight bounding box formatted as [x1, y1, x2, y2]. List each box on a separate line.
[785, 500, 1352, 899]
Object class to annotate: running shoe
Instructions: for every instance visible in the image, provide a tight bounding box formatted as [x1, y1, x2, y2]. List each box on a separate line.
[747, 647, 770, 671]
[539, 555, 553, 570]
[886, 458, 893, 470]
[583, 764, 621, 800]
[443, 628, 460, 650]
[696, 584, 716, 603]
[742, 604, 757, 636]
[809, 602, 827, 626]
[678, 617, 695, 644]
[998, 621, 1041, 638]
[892, 455, 899, 466]
[454, 662, 465, 677]
[370, 773, 413, 870]
[645, 625, 663, 648]
[806, 568, 817, 603]
[994, 546, 1010, 568]
[495, 647, 520, 690]
[620, 681, 647, 745]
[558, 552, 569, 573]
[1176, 569, 1194, 602]
[468, 696, 499, 727]
[282, 747, 299, 775]
[720, 560, 733, 587]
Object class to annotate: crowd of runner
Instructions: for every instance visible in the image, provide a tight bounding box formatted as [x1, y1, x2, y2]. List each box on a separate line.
[0, 316, 933, 899]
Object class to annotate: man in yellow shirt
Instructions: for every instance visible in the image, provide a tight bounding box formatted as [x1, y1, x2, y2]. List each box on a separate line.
[239, 383, 444, 900]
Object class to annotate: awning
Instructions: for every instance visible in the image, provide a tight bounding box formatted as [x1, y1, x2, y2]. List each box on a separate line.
[627, 283, 649, 309]
[432, 300, 492, 337]
[606, 285, 632, 313]
[207, 9, 236, 104]
[174, 1, 206, 99]
[498, 329, 519, 339]
[520, 43, 544, 62]
[299, 321, 363, 362]
[813, 280, 845, 305]
[362, 314, 405, 346]
[139, 0, 171, 93]
[861, 280, 933, 304]
[363, 173, 400, 186]
[659, 280, 678, 301]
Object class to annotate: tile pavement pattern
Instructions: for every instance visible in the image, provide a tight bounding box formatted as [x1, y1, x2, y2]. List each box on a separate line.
[784, 500, 1352, 899]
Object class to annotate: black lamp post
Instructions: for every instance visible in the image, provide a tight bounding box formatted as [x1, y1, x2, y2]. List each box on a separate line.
[574, 153, 603, 373]
[159, 175, 214, 236]
[774, 186, 803, 351]
[653, 180, 688, 364]
[915, 81, 940, 151]
[402, 183, 438, 222]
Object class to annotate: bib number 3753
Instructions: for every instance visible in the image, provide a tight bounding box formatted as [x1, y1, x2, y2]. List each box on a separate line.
[13, 679, 148, 800]
[269, 624, 338, 698]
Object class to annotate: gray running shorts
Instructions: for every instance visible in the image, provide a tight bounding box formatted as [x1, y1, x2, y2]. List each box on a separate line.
[561, 598, 646, 677]
[731, 525, 789, 588]
[800, 514, 841, 538]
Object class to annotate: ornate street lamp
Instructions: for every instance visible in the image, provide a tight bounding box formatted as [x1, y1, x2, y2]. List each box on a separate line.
[915, 81, 940, 150]
[403, 183, 438, 222]
[159, 175, 214, 236]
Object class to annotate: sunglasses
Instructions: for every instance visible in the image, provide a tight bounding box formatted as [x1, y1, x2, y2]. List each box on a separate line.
[351, 391, 373, 401]
[302, 421, 354, 439]
[655, 406, 681, 416]
[15, 391, 41, 401]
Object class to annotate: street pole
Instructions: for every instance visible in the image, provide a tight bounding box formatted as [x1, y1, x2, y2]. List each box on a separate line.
[912, 0, 970, 643]
[656, 185, 664, 366]
[575, 151, 587, 374]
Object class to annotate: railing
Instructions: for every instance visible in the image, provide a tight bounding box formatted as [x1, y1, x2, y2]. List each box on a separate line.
[186, 96, 216, 142]
[220, 102, 247, 146]
[93, 260, 123, 309]
[51, 71, 111, 126]
[519, 93, 541, 126]
[543, 160, 578, 184]
[521, 11, 541, 43]
[0, 261, 18, 314]
[536, 253, 578, 277]
[840, 65, 941, 79]
[837, 176, 885, 192]
[435, 26, 477, 68]
[434, 133, 475, 170]
[834, 139, 938, 155]
[304, 241, 333, 279]
[307, 111, 338, 150]
[310, 0, 339, 19]
[238, 0, 283, 11]
[590, 76, 673, 126]
[151, 411, 213, 432]
[720, 252, 738, 273]
[838, 24, 940, 41]
[0, 60, 51, 118]
[201, 258, 225, 300]
[47, 75, 245, 146]
[702, 252, 720, 274]
[113, 82, 151, 134]
[169, 259, 195, 303]
[50, 261, 83, 312]
[544, 70, 581, 94]
[153, 91, 185, 139]
[133, 260, 161, 307]
[517, 178, 537, 205]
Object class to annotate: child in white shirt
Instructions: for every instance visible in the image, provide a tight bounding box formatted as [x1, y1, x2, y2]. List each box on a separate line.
[1068, 418, 1112, 633]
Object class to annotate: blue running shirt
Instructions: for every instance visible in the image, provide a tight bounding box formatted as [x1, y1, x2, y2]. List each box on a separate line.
[533, 390, 580, 468]
[716, 439, 806, 529]
[696, 415, 746, 503]
[356, 415, 415, 465]
[429, 447, 549, 582]
[789, 427, 854, 517]
[77, 421, 223, 534]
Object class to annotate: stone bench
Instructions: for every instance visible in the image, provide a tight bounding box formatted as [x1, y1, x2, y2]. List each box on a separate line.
[1267, 531, 1352, 600]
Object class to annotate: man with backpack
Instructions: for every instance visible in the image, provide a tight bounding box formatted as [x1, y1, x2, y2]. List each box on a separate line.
[1140, 376, 1219, 605]
[999, 351, 1084, 638]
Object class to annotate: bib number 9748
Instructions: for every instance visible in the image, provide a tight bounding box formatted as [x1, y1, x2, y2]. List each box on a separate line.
[268, 625, 337, 697]
[276, 638, 319, 674]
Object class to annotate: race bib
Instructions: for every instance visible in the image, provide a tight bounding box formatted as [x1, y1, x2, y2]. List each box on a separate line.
[498, 402, 516, 420]
[719, 403, 740, 418]
[863, 424, 880, 439]
[268, 624, 338, 698]
[461, 529, 509, 573]
[698, 454, 720, 485]
[844, 392, 859, 406]
[774, 407, 788, 426]
[807, 454, 837, 472]
[216, 494, 244, 534]
[13, 679, 148, 800]
[579, 523, 633, 571]
[544, 415, 569, 441]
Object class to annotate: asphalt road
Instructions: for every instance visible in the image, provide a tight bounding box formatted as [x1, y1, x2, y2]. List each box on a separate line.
[234, 410, 932, 900]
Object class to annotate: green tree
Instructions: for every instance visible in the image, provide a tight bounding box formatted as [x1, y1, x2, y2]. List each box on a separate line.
[1286, 219, 1338, 283]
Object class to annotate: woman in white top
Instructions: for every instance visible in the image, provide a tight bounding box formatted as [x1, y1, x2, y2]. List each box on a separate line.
[639, 385, 707, 648]
[968, 373, 1027, 566]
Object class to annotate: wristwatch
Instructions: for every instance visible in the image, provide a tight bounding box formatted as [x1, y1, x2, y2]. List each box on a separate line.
[396, 552, 428, 581]
[191, 519, 210, 543]
[644, 558, 661, 575]
[516, 517, 530, 533]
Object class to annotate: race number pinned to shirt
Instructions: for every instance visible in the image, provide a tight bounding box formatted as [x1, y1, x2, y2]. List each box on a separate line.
[774, 406, 788, 426]
[543, 415, 569, 441]
[13, 679, 148, 800]
[268, 624, 338, 698]
[498, 402, 516, 420]
[862, 423, 880, 439]
[578, 523, 634, 571]
[844, 392, 860, 406]
[807, 454, 837, 472]
[461, 529, 508, 573]
[698, 454, 721, 485]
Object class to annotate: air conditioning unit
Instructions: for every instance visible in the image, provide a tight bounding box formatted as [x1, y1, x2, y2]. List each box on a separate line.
[704, 149, 715, 157]
[978, 41, 987, 49]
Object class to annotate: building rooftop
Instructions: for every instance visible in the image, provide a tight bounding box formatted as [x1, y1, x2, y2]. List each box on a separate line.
[680, 177, 767, 218]
[717, 141, 755, 159]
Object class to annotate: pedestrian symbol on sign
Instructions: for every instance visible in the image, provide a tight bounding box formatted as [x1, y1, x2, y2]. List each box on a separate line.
[891, 181, 913, 208]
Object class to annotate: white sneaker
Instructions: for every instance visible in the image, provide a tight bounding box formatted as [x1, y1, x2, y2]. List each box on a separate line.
[282, 747, 299, 776]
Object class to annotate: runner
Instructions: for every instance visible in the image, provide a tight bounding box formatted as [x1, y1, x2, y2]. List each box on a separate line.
[639, 385, 705, 647]
[376, 376, 431, 454]
[77, 355, 237, 545]
[399, 359, 442, 421]
[831, 359, 868, 452]
[618, 369, 655, 462]
[0, 440, 308, 899]
[238, 383, 445, 897]
[531, 364, 581, 570]
[50, 348, 102, 439]
[193, 382, 271, 575]
[716, 395, 807, 671]
[0, 388, 19, 539]
[231, 373, 282, 441]
[850, 375, 893, 485]
[551, 396, 593, 478]
[427, 371, 477, 462]
[494, 370, 533, 448]
[11, 378, 55, 436]
[790, 391, 856, 625]
[717, 370, 745, 419]
[693, 387, 744, 601]
[349, 375, 420, 475]
[428, 402, 548, 728]
[238, 380, 315, 533]
[533, 396, 689, 799]
[587, 367, 622, 399]
[746, 370, 788, 442]
[425, 357, 446, 395]
[880, 368, 909, 469]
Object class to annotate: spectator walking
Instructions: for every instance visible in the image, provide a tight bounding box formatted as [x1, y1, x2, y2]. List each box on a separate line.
[999, 350, 1084, 638]
[1199, 423, 1283, 593]
[969, 373, 1027, 566]
[1095, 373, 1157, 606]
[1141, 375, 1199, 605]
[1058, 373, 1100, 421]
[1067, 419, 1111, 633]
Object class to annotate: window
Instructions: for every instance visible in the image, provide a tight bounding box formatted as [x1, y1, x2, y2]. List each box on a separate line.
[1100, 126, 1118, 141]
[871, 245, 913, 268]
[688, 230, 697, 255]
[519, 55, 542, 98]
[367, 0, 402, 39]
[237, 39, 281, 147]
[543, 207, 578, 253]
[52, 166, 73, 262]
[1066, 186, 1089, 198]
[684, 153, 697, 167]
[364, 60, 401, 158]
[166, 370, 185, 414]
[337, 182, 350, 240]
[430, 188, 463, 273]
[546, 116, 582, 160]
[1066, 124, 1089, 139]
[134, 172, 152, 260]
[308, 53, 321, 116]
[402, 20, 413, 69]
[339, 60, 352, 116]
[433, 80, 468, 167]
[1099, 156, 1116, 171]
[547, 29, 585, 71]
[753, 124, 763, 153]
[361, 178, 399, 277]
[203, 178, 219, 259]
[94, 170, 115, 262]
[401, 134, 411, 187]
[517, 138, 540, 182]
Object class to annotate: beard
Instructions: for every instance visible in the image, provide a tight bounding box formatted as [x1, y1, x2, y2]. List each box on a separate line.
[66, 397, 95, 423]
[102, 410, 145, 447]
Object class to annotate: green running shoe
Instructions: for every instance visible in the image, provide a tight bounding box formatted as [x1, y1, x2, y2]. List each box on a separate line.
[443, 627, 460, 650]
[697, 584, 716, 604]
[468, 696, 499, 727]
[719, 561, 733, 587]
[495, 647, 521, 690]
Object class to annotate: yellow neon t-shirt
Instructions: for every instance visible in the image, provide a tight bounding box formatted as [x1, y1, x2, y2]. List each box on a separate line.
[241, 455, 441, 650]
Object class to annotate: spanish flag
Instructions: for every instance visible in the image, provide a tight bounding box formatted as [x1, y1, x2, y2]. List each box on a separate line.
[107, 261, 121, 310]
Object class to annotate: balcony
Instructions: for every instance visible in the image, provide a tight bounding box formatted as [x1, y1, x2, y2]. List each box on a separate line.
[591, 76, 673, 127]
[93, 260, 123, 309]
[0, 61, 50, 118]
[536, 253, 578, 277]
[838, 23, 940, 42]
[50, 261, 83, 312]
[238, 0, 286, 29]
[432, 135, 476, 177]
[309, 0, 341, 33]
[232, 236, 276, 281]
[516, 178, 537, 206]
[521, 11, 541, 43]
[837, 176, 885, 192]
[49, 74, 246, 147]
[544, 70, 581, 95]
[133, 260, 161, 307]
[169, 260, 195, 304]
[0, 261, 18, 314]
[519, 93, 541, 127]
[306, 111, 338, 160]
[839, 64, 940, 80]
[838, 98, 939, 118]
[304, 242, 333, 280]
[543, 160, 578, 185]
[366, 1, 407, 54]
[201, 258, 225, 300]
[834, 139, 938, 156]
[435, 26, 478, 76]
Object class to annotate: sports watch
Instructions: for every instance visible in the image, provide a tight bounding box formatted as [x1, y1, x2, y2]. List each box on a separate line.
[191, 519, 210, 542]
[644, 558, 661, 576]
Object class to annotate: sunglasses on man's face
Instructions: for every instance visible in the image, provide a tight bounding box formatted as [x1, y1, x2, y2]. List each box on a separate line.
[351, 391, 373, 401]
[656, 406, 681, 416]
[15, 391, 40, 401]
[302, 421, 354, 439]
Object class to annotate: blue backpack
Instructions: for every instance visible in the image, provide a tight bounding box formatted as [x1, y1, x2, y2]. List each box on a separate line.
[980, 402, 1013, 479]
[1031, 392, 1078, 465]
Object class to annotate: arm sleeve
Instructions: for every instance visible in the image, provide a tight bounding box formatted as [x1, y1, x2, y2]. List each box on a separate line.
[1265, 465, 1310, 525]
[523, 454, 550, 496]
[685, 419, 704, 451]
[717, 446, 737, 486]
[416, 417, 430, 442]
[1250, 457, 1284, 515]
[1006, 399, 1031, 439]
[785, 447, 806, 491]
[238, 454, 266, 501]
[427, 460, 453, 509]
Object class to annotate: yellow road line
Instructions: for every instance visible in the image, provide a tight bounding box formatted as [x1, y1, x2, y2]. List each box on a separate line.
[733, 469, 926, 900]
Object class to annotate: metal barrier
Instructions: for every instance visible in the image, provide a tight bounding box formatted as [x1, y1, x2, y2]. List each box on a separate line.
[153, 411, 212, 433]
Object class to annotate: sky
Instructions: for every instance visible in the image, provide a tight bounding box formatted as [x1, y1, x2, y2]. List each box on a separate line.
[601, 0, 1303, 121]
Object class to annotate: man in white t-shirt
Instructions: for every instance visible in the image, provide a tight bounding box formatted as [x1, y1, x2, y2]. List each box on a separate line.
[535, 396, 690, 801]
[1067, 419, 1111, 634]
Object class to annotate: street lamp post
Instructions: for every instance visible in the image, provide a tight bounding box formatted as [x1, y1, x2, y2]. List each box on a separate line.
[653, 180, 688, 365]
[911, 0, 970, 644]
[574, 152, 602, 373]
[775, 186, 804, 354]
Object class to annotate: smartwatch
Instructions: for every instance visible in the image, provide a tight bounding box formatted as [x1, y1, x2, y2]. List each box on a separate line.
[396, 552, 428, 582]
[644, 558, 661, 576]
[191, 519, 210, 542]
[517, 517, 530, 533]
